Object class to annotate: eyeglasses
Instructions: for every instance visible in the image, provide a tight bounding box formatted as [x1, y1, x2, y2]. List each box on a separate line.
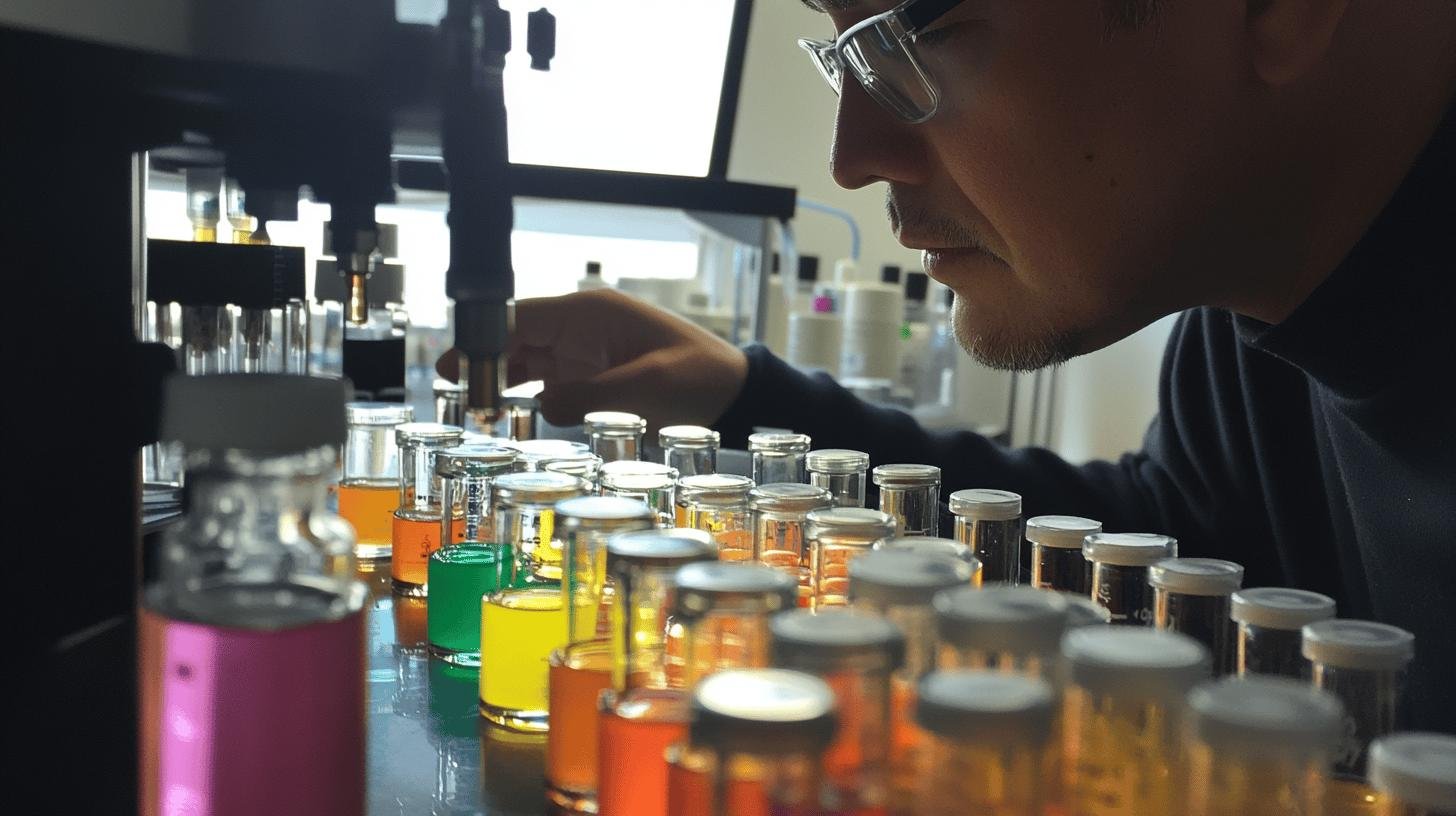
[798, 0, 965, 124]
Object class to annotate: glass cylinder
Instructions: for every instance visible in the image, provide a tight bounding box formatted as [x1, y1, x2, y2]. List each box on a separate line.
[584, 410, 647, 463]
[914, 671, 1056, 816]
[676, 474, 756, 562]
[426, 543, 507, 666]
[542, 452, 605, 489]
[848, 550, 976, 805]
[659, 425, 720, 477]
[934, 586, 1069, 678]
[673, 562, 798, 689]
[436, 444, 519, 547]
[876, 535, 984, 586]
[806, 507, 899, 610]
[749, 483, 834, 607]
[546, 496, 655, 811]
[503, 394, 538, 442]
[595, 536, 761, 816]
[1231, 587, 1337, 679]
[1083, 532, 1178, 625]
[1150, 558, 1245, 676]
[806, 448, 870, 508]
[1368, 733, 1456, 816]
[479, 586, 568, 732]
[949, 488, 1023, 584]
[770, 609, 905, 815]
[490, 471, 590, 587]
[339, 402, 414, 560]
[391, 422, 465, 595]
[600, 460, 679, 527]
[873, 464, 941, 536]
[434, 378, 466, 426]
[666, 669, 838, 816]
[748, 431, 811, 485]
[1026, 514, 1102, 594]
[1302, 619, 1415, 780]
[1061, 628, 1212, 816]
[512, 438, 592, 472]
[1184, 676, 1345, 816]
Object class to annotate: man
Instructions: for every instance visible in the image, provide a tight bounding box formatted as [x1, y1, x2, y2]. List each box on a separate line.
[452, 1, 1456, 729]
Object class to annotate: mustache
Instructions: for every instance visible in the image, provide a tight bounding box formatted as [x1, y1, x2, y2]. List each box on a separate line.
[885, 188, 989, 251]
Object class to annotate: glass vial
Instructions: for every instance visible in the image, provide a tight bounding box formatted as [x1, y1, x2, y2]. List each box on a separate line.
[673, 562, 798, 690]
[391, 422, 465, 596]
[748, 431, 811, 485]
[1230, 587, 1337, 679]
[934, 585, 1069, 679]
[873, 464, 941, 536]
[1061, 628, 1212, 816]
[666, 669, 838, 816]
[876, 536, 984, 585]
[436, 443, 520, 547]
[1026, 514, 1102, 594]
[584, 411, 647, 463]
[914, 671, 1056, 816]
[676, 473, 756, 562]
[339, 402, 414, 560]
[806, 448, 871, 508]
[541, 452, 605, 489]
[659, 425, 720, 477]
[806, 507, 899, 610]
[1082, 532, 1178, 625]
[1058, 591, 1114, 627]
[770, 609, 905, 815]
[490, 471, 590, 587]
[545, 496, 655, 812]
[1149, 557, 1245, 676]
[434, 379, 466, 426]
[600, 460, 679, 527]
[1368, 733, 1456, 816]
[512, 438, 592, 472]
[948, 488, 1023, 584]
[1184, 676, 1345, 816]
[1302, 619, 1416, 779]
[749, 483, 834, 607]
[478, 585, 568, 732]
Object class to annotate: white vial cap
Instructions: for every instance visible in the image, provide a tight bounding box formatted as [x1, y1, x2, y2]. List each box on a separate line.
[345, 401, 414, 426]
[1187, 676, 1344, 757]
[600, 460, 678, 491]
[1063, 628, 1210, 700]
[871, 463, 941, 488]
[934, 586, 1069, 656]
[915, 670, 1056, 745]
[805, 448, 870, 474]
[875, 536, 980, 570]
[1369, 733, 1456, 811]
[1025, 515, 1102, 549]
[1148, 558, 1245, 597]
[948, 489, 1022, 521]
[1230, 588, 1336, 630]
[659, 425, 720, 449]
[1301, 619, 1415, 671]
[848, 551, 974, 607]
[583, 411, 646, 434]
[747, 432, 811, 452]
[1081, 532, 1177, 567]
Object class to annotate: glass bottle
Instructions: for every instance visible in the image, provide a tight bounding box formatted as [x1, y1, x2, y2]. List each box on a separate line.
[512, 438, 592, 472]
[770, 609, 905, 816]
[666, 669, 838, 816]
[876, 535, 984, 586]
[659, 425, 721, 477]
[1184, 676, 1345, 816]
[914, 671, 1056, 816]
[677, 473, 756, 562]
[1368, 733, 1456, 816]
[1150, 557, 1245, 676]
[1231, 587, 1337, 679]
[806, 507, 899, 610]
[872, 464, 941, 536]
[490, 470, 589, 586]
[584, 410, 647, 463]
[138, 375, 366, 816]
[805, 448, 871, 508]
[1083, 532, 1178, 625]
[339, 402, 413, 561]
[434, 378, 466, 426]
[1303, 620, 1416, 782]
[541, 451, 605, 489]
[1061, 627, 1211, 816]
[545, 496, 656, 812]
[600, 460, 679, 527]
[748, 431, 811, 484]
[749, 482, 834, 607]
[1026, 514, 1102, 594]
[948, 488, 1023, 584]
[933, 585, 1069, 678]
[391, 422, 465, 595]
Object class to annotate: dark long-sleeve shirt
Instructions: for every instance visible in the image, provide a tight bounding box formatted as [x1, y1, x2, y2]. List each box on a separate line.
[716, 106, 1455, 732]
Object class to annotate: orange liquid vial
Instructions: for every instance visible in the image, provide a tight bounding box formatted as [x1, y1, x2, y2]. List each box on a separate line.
[716, 529, 754, 563]
[596, 688, 689, 816]
[667, 750, 772, 816]
[392, 512, 464, 594]
[546, 641, 614, 812]
[338, 481, 397, 560]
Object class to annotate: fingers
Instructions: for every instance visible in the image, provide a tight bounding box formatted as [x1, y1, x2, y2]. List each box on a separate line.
[535, 351, 670, 428]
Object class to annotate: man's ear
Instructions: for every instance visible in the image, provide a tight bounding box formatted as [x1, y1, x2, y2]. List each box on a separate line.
[1245, 0, 1352, 86]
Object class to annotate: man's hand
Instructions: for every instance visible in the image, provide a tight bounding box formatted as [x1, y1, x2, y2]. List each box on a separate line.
[438, 289, 749, 430]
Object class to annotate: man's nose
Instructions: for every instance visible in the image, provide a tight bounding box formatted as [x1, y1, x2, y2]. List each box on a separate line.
[830, 76, 934, 190]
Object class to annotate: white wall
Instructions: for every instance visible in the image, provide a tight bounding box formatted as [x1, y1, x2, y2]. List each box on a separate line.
[728, 1, 1173, 464]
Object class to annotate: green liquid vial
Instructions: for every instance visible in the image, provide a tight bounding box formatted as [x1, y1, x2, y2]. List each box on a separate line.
[427, 543, 508, 665]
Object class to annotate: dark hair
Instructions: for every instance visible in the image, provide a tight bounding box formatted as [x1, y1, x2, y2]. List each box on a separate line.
[1106, 0, 1160, 28]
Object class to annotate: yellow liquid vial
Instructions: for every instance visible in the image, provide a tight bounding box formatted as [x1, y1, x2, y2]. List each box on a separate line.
[338, 481, 396, 560]
[480, 588, 568, 732]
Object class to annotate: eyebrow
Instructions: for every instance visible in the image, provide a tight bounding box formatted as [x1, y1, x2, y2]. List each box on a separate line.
[800, 0, 860, 11]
